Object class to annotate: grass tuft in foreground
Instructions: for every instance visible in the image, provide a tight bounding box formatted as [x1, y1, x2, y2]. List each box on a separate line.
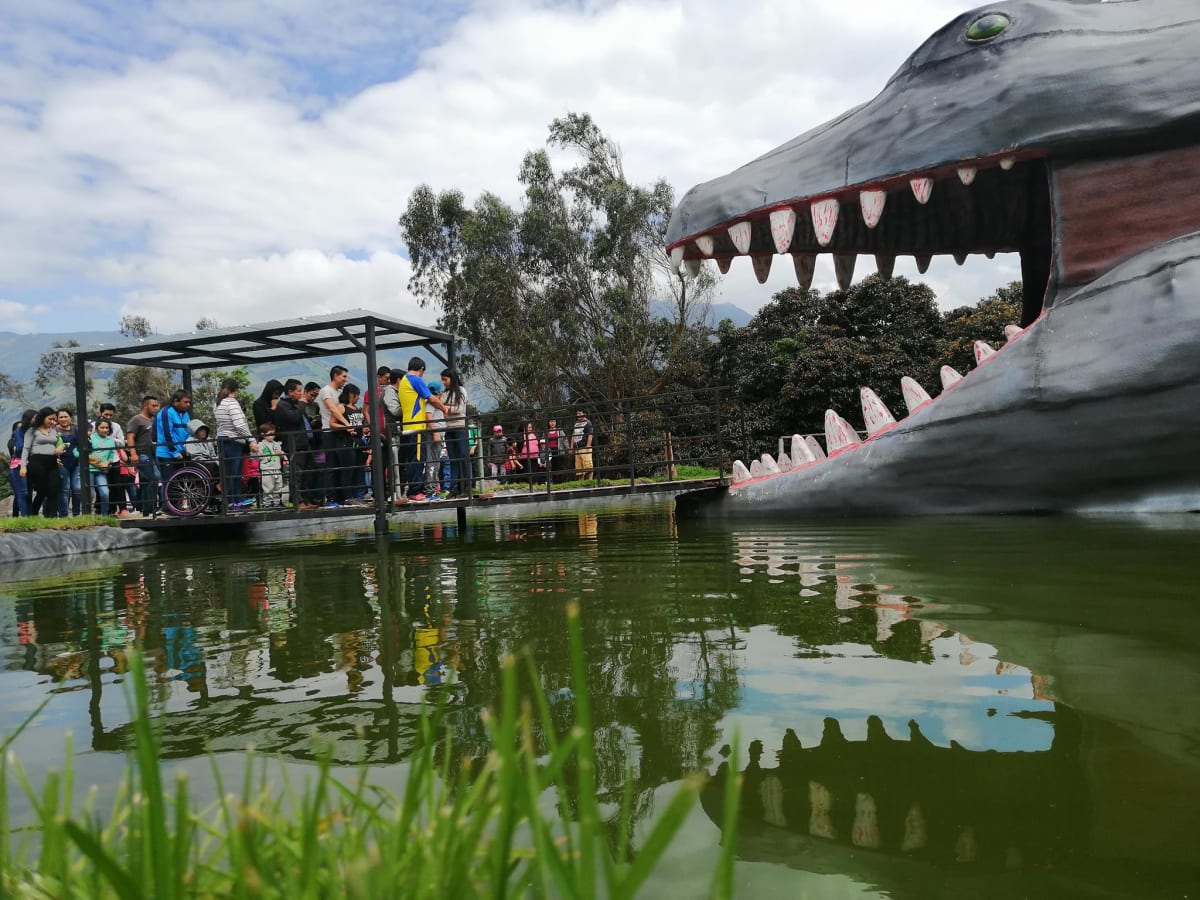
[0, 514, 119, 534]
[1, 605, 738, 898]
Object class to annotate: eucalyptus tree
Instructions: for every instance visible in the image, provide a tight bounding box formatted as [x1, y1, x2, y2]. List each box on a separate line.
[400, 113, 713, 412]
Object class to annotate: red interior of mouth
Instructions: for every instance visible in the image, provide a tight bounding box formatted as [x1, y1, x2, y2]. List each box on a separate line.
[1054, 144, 1200, 290]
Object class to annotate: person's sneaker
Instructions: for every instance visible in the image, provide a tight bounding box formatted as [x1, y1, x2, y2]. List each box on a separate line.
[323, 501, 341, 509]
[409, 493, 427, 502]
[435, 492, 451, 501]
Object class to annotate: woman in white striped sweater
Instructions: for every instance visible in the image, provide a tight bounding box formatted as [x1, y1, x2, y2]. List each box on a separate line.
[215, 378, 258, 510]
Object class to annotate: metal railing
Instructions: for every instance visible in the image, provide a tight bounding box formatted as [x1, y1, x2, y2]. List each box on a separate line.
[76, 385, 737, 517]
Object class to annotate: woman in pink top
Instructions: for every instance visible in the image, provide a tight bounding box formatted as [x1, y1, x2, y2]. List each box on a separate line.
[520, 421, 542, 482]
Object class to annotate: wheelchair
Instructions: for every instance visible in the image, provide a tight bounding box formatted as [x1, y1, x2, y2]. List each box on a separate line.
[161, 460, 221, 517]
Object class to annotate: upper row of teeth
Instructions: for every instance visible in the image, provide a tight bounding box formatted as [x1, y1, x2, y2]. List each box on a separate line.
[668, 156, 1017, 288]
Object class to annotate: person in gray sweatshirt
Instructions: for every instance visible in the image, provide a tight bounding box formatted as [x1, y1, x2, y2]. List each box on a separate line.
[18, 407, 64, 518]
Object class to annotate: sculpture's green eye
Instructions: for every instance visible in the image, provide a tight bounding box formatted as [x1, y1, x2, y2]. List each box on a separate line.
[965, 12, 1011, 42]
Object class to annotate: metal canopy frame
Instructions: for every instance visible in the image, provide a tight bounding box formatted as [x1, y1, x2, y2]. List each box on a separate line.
[71, 309, 457, 535]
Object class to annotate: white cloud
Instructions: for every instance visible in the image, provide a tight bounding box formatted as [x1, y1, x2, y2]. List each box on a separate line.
[0, 299, 49, 328]
[0, 0, 1012, 334]
[112, 250, 432, 330]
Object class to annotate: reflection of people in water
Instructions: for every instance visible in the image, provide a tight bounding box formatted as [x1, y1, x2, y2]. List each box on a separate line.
[163, 613, 208, 696]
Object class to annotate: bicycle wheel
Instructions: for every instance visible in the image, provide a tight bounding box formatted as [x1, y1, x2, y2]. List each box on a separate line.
[163, 466, 213, 517]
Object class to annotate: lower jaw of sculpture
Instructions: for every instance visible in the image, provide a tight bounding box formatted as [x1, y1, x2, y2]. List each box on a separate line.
[682, 231, 1200, 517]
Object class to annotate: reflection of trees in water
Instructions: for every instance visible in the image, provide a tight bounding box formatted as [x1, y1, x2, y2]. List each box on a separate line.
[10, 521, 1023, 846]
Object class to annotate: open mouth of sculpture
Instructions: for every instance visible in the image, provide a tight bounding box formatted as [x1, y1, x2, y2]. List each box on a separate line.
[667, 154, 1053, 328]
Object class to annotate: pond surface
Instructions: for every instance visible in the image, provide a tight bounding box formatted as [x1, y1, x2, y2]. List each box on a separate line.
[2, 500, 1198, 898]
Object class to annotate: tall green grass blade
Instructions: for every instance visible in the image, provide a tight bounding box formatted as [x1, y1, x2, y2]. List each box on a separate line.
[62, 819, 141, 900]
[711, 735, 741, 900]
[566, 603, 598, 900]
[614, 778, 700, 898]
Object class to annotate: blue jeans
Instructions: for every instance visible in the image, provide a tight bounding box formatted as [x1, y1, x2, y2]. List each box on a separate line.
[8, 466, 29, 516]
[58, 466, 81, 517]
[445, 428, 470, 496]
[218, 437, 245, 505]
[398, 432, 422, 496]
[137, 455, 160, 514]
[92, 470, 110, 515]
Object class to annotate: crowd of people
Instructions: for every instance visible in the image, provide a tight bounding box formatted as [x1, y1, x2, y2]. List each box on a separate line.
[6, 356, 600, 518]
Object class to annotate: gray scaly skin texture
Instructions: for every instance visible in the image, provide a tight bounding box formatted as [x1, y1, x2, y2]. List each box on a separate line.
[672, 0, 1200, 516]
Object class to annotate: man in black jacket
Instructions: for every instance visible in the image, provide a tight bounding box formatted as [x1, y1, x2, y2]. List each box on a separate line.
[272, 379, 318, 509]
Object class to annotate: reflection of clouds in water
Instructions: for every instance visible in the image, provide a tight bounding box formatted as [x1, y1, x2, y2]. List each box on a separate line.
[714, 625, 1053, 768]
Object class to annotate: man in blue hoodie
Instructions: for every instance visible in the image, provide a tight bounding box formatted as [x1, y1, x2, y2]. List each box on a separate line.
[155, 390, 193, 486]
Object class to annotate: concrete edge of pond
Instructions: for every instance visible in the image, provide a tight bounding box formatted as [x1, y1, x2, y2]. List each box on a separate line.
[241, 493, 678, 542]
[0, 524, 163, 566]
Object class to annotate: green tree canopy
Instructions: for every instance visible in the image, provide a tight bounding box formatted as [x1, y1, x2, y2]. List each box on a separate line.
[399, 113, 713, 411]
[708, 278, 1025, 447]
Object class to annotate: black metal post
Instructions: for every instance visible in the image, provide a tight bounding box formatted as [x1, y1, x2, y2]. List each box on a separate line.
[182, 367, 193, 397]
[626, 404, 635, 489]
[366, 320, 387, 536]
[74, 353, 92, 514]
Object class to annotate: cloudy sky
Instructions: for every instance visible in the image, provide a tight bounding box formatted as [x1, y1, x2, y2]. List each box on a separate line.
[0, 0, 1019, 336]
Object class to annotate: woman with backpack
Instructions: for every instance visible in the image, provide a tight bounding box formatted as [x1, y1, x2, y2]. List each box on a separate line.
[7, 409, 36, 517]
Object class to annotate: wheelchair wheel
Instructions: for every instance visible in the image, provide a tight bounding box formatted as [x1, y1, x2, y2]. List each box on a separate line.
[163, 466, 213, 517]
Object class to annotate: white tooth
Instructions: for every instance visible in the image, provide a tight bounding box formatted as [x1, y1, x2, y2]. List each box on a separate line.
[791, 434, 816, 466]
[1003, 324, 1023, 342]
[1000, 157, 1015, 170]
[953, 252, 967, 266]
[804, 435, 827, 461]
[859, 190, 886, 228]
[728, 221, 752, 254]
[760, 453, 781, 475]
[792, 253, 816, 291]
[752, 254, 773, 284]
[957, 167, 977, 185]
[915, 254, 931, 274]
[824, 409, 862, 454]
[901, 803, 927, 852]
[776, 452, 792, 472]
[860, 387, 897, 436]
[900, 376, 932, 414]
[683, 258, 701, 278]
[852, 793, 881, 849]
[955, 826, 978, 863]
[809, 781, 836, 840]
[731, 460, 751, 483]
[974, 340, 997, 364]
[769, 208, 796, 254]
[669, 246, 684, 270]
[875, 254, 895, 280]
[834, 254, 856, 291]
[716, 257, 732, 274]
[940, 365, 964, 389]
[695, 235, 715, 257]
[749, 458, 764, 478]
[910, 178, 933, 204]
[810, 198, 839, 247]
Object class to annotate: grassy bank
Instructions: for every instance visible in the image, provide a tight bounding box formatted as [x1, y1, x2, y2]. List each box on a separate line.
[1, 606, 740, 898]
[0, 514, 119, 534]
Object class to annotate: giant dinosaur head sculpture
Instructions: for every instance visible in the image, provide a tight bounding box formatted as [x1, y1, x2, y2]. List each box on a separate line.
[671, 0, 1200, 515]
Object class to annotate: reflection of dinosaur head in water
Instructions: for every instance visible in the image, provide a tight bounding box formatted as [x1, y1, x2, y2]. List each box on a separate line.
[672, 0, 1200, 516]
[700, 709, 1199, 897]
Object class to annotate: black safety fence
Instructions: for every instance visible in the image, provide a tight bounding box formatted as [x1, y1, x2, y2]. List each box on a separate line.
[62, 386, 739, 518]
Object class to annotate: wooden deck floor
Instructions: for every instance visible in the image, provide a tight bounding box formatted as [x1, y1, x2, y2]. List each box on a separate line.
[118, 477, 726, 531]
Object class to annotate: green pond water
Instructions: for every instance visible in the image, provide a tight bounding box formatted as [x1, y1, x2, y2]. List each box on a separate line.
[1, 499, 1198, 898]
